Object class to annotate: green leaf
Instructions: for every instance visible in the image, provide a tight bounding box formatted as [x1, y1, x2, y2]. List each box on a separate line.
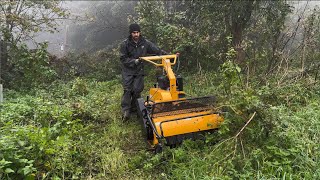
[0, 159, 12, 166]
[235, 66, 241, 73]
[5, 168, 15, 174]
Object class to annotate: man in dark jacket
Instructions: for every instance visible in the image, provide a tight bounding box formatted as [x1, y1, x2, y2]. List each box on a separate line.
[120, 23, 165, 121]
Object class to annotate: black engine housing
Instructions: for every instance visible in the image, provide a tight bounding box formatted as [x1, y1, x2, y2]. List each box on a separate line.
[157, 74, 183, 91]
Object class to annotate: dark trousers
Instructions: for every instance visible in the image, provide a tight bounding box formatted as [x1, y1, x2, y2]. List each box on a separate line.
[121, 74, 144, 113]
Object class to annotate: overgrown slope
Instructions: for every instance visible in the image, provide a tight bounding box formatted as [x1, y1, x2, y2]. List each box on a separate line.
[1, 71, 319, 179]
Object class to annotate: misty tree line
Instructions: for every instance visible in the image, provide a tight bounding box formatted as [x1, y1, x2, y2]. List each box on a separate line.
[134, 1, 320, 83]
[0, 1, 319, 88]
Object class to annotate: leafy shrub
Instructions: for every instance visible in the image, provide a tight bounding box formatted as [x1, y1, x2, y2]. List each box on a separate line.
[0, 79, 120, 179]
[8, 43, 57, 90]
[51, 48, 122, 82]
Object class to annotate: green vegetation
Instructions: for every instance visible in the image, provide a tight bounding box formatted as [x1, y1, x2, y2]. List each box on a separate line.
[1, 70, 320, 179]
[1, 1, 320, 179]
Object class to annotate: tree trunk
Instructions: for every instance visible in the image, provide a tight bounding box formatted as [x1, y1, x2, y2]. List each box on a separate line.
[228, 1, 255, 64]
[0, 40, 9, 84]
[231, 22, 245, 63]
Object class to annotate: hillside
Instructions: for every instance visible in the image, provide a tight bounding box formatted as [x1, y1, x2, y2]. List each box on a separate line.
[1, 72, 320, 179]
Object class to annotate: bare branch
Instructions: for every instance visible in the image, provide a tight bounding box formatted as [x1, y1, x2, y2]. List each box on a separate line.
[235, 111, 256, 138]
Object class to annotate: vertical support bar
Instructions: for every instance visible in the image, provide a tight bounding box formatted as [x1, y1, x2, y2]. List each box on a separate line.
[0, 84, 3, 103]
[0, 39, 2, 103]
[162, 58, 178, 100]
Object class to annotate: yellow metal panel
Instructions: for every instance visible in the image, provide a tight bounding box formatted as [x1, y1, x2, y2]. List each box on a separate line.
[149, 88, 172, 102]
[153, 111, 223, 137]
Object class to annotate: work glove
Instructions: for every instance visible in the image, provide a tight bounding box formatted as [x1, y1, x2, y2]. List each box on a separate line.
[134, 58, 140, 65]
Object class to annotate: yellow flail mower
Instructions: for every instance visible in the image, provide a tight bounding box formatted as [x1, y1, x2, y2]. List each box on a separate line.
[137, 54, 224, 153]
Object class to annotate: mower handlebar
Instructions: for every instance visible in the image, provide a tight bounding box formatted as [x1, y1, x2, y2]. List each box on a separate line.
[139, 54, 177, 67]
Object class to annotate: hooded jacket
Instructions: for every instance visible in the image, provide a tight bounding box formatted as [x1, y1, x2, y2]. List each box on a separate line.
[120, 35, 164, 75]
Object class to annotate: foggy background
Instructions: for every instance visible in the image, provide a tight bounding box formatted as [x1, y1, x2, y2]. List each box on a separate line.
[25, 1, 319, 57]
[25, 1, 137, 57]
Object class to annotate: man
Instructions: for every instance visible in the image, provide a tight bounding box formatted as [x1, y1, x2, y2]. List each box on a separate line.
[120, 23, 166, 121]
